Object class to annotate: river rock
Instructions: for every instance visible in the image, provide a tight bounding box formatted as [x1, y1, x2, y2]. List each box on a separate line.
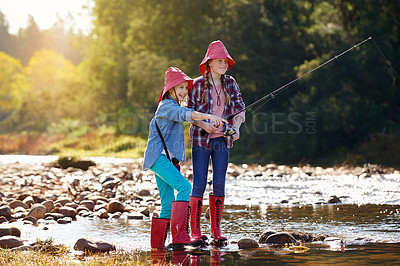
[327, 196, 342, 204]
[41, 200, 55, 212]
[22, 216, 37, 224]
[22, 196, 34, 207]
[264, 232, 297, 244]
[0, 205, 12, 217]
[57, 217, 72, 224]
[107, 200, 125, 213]
[77, 206, 90, 213]
[74, 238, 116, 253]
[0, 225, 21, 237]
[27, 204, 47, 219]
[14, 206, 28, 213]
[0, 216, 7, 224]
[79, 200, 95, 211]
[8, 200, 29, 209]
[44, 212, 64, 221]
[238, 238, 259, 249]
[126, 212, 144, 220]
[59, 206, 77, 218]
[94, 204, 107, 212]
[88, 196, 109, 204]
[139, 207, 151, 217]
[45, 213, 64, 220]
[77, 191, 92, 201]
[13, 212, 27, 219]
[258, 230, 277, 243]
[0, 235, 24, 249]
[96, 210, 109, 219]
[205, 207, 210, 219]
[54, 197, 72, 206]
[138, 189, 151, 196]
[65, 202, 78, 209]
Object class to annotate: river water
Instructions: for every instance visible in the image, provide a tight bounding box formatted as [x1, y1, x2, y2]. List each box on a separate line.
[1, 155, 400, 264]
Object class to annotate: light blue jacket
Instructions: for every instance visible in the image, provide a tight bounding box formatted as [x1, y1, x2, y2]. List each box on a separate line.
[143, 97, 194, 170]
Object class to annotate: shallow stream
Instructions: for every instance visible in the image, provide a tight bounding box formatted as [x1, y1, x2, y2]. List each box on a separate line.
[2, 155, 400, 264]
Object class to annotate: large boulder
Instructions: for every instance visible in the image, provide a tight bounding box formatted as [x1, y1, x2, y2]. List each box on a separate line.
[0, 235, 24, 249]
[74, 238, 116, 253]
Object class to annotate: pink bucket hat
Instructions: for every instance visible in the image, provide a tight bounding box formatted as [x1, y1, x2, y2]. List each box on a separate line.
[158, 67, 193, 103]
[199, 40, 235, 75]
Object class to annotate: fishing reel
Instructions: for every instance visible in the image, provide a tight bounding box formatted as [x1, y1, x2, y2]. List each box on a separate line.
[223, 126, 237, 137]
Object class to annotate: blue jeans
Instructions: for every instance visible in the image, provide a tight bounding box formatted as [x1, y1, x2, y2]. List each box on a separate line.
[150, 155, 191, 218]
[191, 137, 229, 197]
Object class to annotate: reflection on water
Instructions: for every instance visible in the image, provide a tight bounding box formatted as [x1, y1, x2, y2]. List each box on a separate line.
[17, 204, 400, 250]
[3, 155, 399, 264]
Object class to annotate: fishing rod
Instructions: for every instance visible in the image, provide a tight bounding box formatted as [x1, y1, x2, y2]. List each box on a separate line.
[226, 36, 373, 122]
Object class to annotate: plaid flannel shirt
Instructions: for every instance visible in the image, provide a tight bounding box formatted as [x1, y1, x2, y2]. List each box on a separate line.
[187, 75, 245, 149]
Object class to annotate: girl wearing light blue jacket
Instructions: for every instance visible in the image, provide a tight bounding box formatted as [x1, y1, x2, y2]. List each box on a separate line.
[143, 67, 226, 249]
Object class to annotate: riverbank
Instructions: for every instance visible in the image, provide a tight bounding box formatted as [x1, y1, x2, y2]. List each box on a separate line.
[0, 155, 399, 264]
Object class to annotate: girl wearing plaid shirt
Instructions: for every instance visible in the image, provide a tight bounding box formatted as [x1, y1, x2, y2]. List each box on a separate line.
[187, 40, 246, 243]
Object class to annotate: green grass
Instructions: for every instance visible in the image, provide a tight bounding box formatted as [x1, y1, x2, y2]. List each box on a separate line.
[0, 238, 162, 266]
[0, 249, 160, 265]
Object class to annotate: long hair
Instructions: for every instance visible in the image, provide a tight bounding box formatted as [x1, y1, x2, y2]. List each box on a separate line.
[201, 62, 231, 105]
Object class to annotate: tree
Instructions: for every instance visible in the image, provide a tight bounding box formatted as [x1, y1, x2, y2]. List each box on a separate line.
[2, 50, 89, 132]
[0, 11, 14, 56]
[0, 52, 26, 113]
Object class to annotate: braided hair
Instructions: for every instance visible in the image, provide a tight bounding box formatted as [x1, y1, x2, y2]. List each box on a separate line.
[201, 62, 231, 105]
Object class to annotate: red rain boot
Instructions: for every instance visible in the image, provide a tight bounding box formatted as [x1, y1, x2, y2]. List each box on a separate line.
[171, 201, 203, 247]
[150, 216, 170, 248]
[209, 194, 227, 242]
[189, 196, 208, 241]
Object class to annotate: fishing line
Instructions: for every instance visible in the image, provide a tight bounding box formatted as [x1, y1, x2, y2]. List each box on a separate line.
[227, 36, 399, 122]
[370, 38, 400, 80]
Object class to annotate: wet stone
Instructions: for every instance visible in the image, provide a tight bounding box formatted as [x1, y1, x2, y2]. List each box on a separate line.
[0, 225, 21, 237]
[258, 230, 277, 244]
[57, 218, 72, 224]
[8, 200, 29, 209]
[22, 216, 37, 224]
[27, 204, 46, 220]
[59, 206, 77, 218]
[0, 235, 24, 249]
[74, 237, 116, 253]
[238, 238, 259, 249]
[45, 213, 64, 220]
[127, 212, 145, 220]
[107, 200, 125, 213]
[327, 196, 342, 204]
[265, 232, 297, 244]
[0, 205, 11, 217]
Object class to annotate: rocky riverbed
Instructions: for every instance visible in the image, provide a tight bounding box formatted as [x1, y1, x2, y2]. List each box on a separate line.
[0, 156, 398, 253]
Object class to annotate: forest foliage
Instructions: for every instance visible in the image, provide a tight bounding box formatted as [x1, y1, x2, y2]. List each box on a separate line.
[0, 0, 399, 166]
